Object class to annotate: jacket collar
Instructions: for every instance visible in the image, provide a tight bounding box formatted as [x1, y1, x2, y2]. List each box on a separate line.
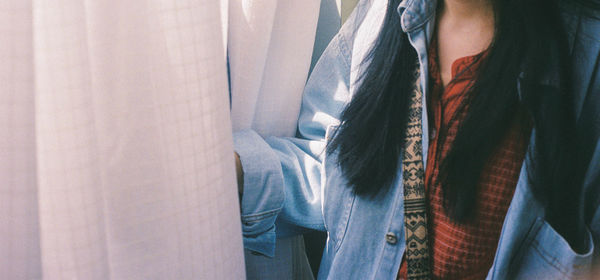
[397, 0, 438, 32]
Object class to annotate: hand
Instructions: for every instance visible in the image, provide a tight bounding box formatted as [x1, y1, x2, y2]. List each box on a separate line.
[235, 152, 243, 198]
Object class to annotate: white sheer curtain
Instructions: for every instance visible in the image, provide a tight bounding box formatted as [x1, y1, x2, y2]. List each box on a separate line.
[228, 1, 321, 279]
[1, 0, 244, 279]
[229, 0, 321, 137]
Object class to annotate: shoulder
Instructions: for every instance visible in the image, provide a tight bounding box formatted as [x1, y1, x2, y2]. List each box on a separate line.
[561, 3, 600, 117]
[561, 1, 600, 62]
[335, 0, 390, 91]
[337, 0, 389, 44]
[562, 1, 600, 47]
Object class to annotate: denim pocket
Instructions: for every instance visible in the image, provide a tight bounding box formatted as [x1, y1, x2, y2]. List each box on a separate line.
[322, 125, 356, 252]
[510, 217, 594, 279]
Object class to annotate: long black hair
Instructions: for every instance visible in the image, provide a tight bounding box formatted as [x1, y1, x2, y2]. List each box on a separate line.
[327, 0, 596, 251]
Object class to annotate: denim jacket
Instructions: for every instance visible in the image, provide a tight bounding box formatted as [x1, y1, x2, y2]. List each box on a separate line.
[233, 0, 600, 278]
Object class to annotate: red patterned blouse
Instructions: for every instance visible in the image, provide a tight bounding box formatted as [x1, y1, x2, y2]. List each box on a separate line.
[397, 42, 530, 279]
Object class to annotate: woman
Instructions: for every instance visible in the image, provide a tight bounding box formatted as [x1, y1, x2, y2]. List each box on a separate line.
[234, 0, 600, 278]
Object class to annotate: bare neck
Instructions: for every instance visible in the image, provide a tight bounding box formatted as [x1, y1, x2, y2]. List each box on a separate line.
[435, 0, 495, 86]
[439, 0, 495, 25]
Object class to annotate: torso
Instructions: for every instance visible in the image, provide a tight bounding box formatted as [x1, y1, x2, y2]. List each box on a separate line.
[313, 1, 599, 278]
[397, 36, 531, 279]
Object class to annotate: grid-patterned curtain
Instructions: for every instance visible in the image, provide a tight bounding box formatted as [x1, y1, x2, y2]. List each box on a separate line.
[0, 1, 244, 279]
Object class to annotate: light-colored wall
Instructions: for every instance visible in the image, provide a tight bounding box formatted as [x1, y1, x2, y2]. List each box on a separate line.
[341, 0, 359, 23]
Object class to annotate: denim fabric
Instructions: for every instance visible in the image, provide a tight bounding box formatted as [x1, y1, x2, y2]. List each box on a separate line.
[233, 0, 600, 278]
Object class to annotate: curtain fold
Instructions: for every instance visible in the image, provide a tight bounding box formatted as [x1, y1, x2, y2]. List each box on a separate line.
[228, 0, 321, 137]
[228, 1, 322, 279]
[1, 0, 245, 279]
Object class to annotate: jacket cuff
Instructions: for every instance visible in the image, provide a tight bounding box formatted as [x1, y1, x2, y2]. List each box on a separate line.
[233, 129, 285, 257]
[243, 225, 277, 257]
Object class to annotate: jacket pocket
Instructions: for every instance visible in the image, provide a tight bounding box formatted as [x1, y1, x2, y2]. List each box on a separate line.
[322, 125, 355, 252]
[510, 217, 594, 279]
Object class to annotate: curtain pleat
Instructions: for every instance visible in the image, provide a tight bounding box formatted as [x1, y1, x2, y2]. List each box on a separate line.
[1, 0, 245, 279]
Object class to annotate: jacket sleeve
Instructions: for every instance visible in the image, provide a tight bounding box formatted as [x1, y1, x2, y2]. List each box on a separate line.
[571, 6, 600, 265]
[233, 31, 353, 257]
[584, 54, 600, 265]
[588, 143, 600, 264]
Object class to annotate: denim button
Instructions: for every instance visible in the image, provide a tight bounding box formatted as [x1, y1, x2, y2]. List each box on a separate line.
[385, 232, 397, 245]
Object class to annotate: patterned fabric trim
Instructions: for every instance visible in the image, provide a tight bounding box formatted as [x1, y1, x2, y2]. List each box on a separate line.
[402, 70, 432, 280]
